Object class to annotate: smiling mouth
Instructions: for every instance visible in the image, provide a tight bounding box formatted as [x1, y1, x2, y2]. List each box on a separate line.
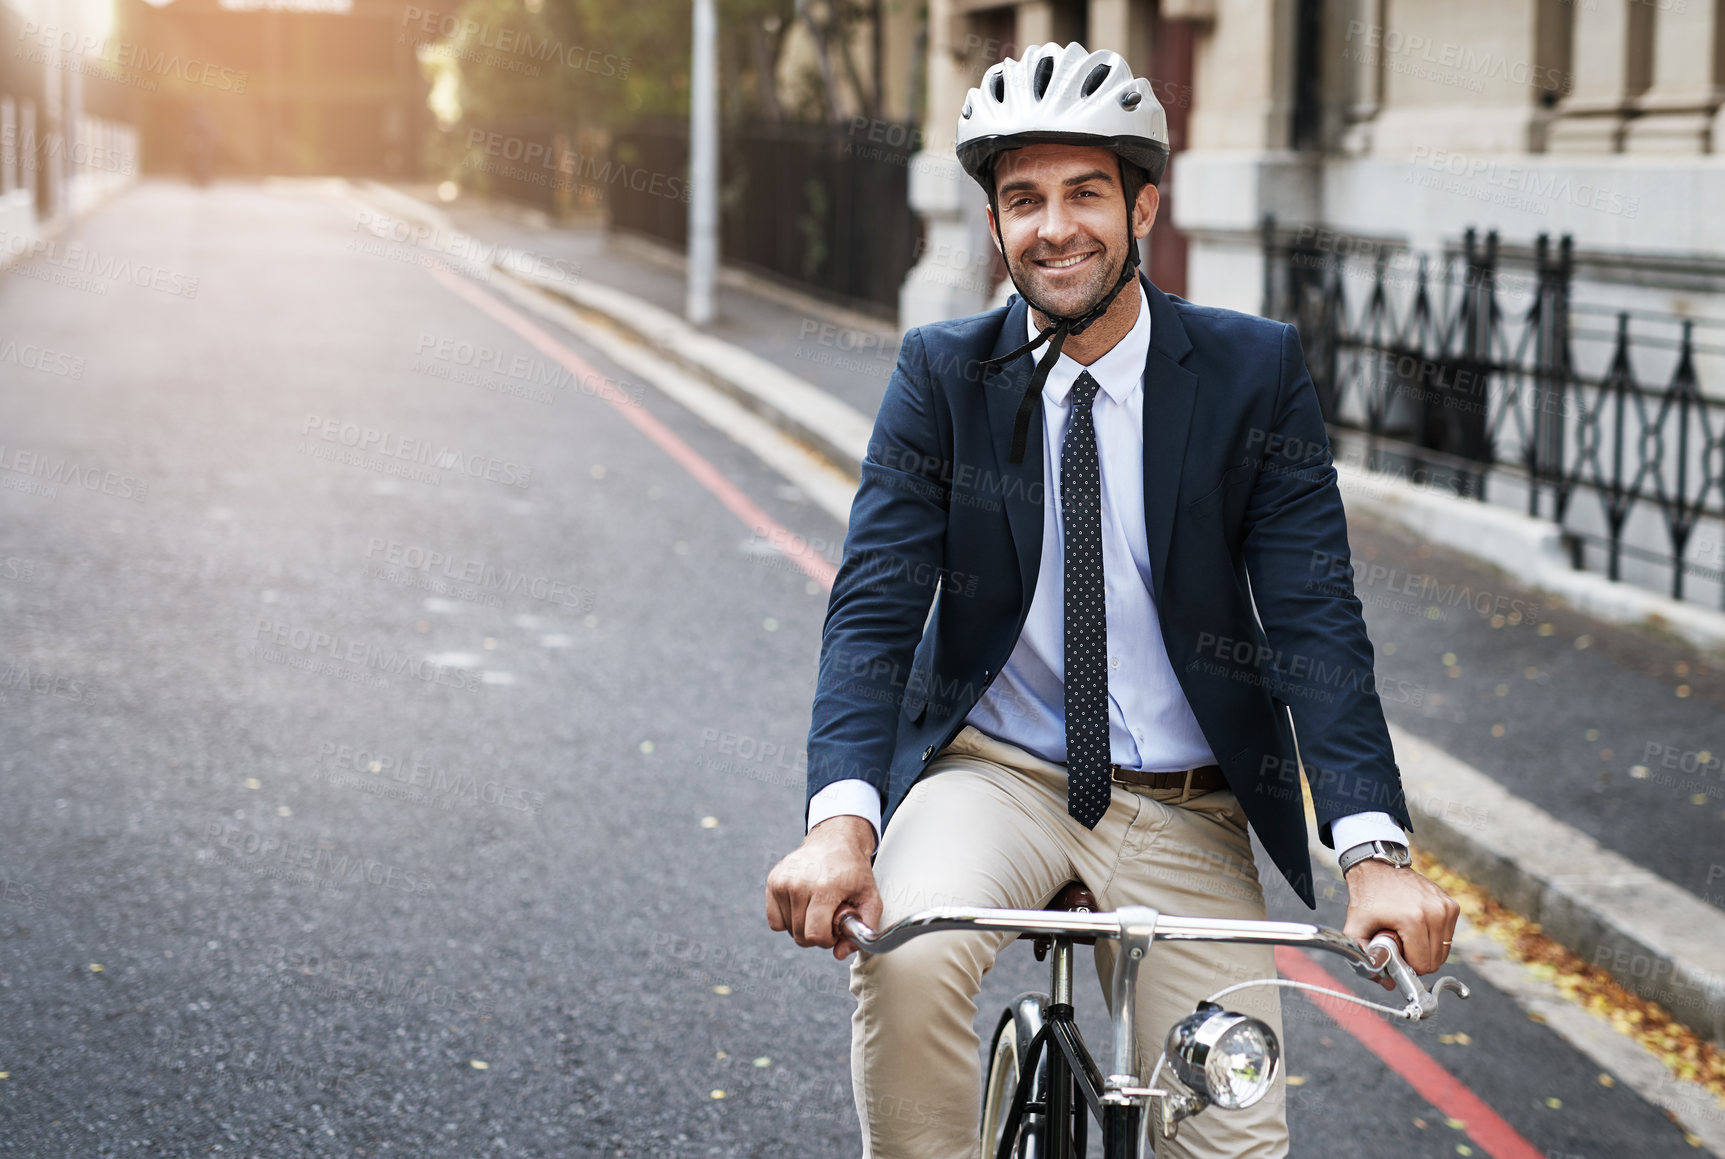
[1033, 250, 1098, 271]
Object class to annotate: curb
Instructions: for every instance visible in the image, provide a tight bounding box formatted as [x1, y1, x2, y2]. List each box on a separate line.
[505, 256, 873, 478]
[1336, 459, 1725, 661]
[1391, 726, 1725, 1044]
[347, 179, 1725, 1043]
[348, 180, 874, 476]
[605, 229, 903, 343]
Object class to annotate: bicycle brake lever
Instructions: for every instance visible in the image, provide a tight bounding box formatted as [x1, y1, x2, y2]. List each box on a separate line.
[1432, 975, 1471, 1003]
[1358, 934, 1472, 1018]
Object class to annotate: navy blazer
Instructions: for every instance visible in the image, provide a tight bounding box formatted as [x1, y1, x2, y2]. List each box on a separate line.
[805, 274, 1412, 906]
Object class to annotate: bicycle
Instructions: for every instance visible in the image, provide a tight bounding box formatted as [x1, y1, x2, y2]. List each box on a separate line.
[838, 882, 1470, 1158]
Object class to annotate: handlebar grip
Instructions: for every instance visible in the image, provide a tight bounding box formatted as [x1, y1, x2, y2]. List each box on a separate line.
[834, 908, 875, 948]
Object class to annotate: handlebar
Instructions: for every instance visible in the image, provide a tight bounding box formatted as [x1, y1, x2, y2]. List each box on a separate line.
[836, 905, 1469, 1021]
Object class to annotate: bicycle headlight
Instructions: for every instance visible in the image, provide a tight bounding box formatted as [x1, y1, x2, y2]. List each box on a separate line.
[1165, 1002, 1281, 1110]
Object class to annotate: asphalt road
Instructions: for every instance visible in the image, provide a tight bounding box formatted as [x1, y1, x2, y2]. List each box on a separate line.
[0, 180, 1704, 1157]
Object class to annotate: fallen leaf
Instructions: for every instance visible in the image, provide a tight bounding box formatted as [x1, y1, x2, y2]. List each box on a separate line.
[1416, 857, 1725, 1102]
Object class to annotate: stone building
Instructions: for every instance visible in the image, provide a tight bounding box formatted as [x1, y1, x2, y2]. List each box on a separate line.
[900, 0, 1725, 612]
[903, 0, 1725, 320]
[1, 0, 140, 252]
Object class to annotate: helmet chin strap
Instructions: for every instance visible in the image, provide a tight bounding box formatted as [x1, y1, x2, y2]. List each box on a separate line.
[981, 190, 1143, 465]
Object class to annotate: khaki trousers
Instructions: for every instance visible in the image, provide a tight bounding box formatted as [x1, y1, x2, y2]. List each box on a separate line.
[849, 725, 1289, 1159]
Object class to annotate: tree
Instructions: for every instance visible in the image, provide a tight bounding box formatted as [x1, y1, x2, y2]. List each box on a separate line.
[418, 0, 876, 134]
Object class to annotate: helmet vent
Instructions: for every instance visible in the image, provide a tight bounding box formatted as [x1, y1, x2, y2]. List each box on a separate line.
[1081, 63, 1113, 98]
[1120, 89, 1143, 110]
[1033, 57, 1054, 100]
[961, 100, 973, 119]
[990, 70, 1005, 103]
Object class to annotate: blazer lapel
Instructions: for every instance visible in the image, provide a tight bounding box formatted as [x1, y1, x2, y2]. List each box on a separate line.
[981, 295, 1045, 608]
[1139, 276, 1198, 605]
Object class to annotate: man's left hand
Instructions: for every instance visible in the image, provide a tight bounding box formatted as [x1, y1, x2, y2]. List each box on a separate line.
[1342, 860, 1461, 981]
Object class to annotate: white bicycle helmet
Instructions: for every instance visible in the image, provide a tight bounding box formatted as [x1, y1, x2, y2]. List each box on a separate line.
[956, 42, 1170, 189]
[958, 44, 1171, 465]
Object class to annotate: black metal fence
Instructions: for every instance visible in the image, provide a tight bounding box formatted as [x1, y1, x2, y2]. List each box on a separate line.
[608, 118, 920, 317]
[1262, 217, 1725, 608]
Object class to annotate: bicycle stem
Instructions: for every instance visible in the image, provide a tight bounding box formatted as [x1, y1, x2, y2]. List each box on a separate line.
[1104, 907, 1159, 1099]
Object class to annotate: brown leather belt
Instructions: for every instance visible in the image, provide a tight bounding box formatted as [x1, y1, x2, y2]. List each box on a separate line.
[1109, 763, 1227, 793]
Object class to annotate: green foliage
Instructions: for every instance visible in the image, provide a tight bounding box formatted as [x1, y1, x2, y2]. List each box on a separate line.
[421, 0, 809, 134]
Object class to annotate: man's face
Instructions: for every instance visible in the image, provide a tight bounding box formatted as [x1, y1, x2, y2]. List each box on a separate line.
[987, 144, 1158, 318]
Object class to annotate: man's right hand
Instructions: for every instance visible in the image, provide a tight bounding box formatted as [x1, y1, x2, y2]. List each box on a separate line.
[765, 816, 881, 961]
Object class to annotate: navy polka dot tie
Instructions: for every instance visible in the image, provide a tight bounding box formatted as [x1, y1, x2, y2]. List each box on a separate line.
[1063, 371, 1110, 828]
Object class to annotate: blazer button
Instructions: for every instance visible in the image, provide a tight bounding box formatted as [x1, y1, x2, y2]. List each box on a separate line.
[922, 746, 934, 760]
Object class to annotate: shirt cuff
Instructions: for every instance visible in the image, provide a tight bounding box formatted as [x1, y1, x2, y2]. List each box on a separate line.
[1330, 811, 1407, 854]
[807, 779, 883, 846]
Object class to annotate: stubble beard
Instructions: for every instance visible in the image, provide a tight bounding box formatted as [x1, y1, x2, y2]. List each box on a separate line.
[1010, 234, 1126, 323]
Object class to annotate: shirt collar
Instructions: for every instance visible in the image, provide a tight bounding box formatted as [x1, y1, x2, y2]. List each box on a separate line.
[1028, 285, 1153, 408]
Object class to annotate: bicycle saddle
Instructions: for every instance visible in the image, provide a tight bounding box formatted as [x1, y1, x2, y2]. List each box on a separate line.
[1025, 881, 1100, 956]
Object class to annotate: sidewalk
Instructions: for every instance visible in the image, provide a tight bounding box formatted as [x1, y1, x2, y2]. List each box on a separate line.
[353, 181, 1725, 1046]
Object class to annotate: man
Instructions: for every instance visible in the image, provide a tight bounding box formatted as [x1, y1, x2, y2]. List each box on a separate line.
[765, 42, 1459, 1158]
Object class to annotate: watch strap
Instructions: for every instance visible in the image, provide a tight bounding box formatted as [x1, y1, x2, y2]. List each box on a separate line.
[1339, 839, 1411, 874]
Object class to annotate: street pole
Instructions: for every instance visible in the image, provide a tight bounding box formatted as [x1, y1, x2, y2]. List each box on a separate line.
[686, 0, 717, 325]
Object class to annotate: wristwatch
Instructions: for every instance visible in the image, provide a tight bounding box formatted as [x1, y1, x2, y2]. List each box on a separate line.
[1337, 839, 1412, 875]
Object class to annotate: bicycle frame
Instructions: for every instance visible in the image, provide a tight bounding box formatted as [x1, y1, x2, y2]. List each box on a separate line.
[1003, 934, 1139, 1158]
[838, 903, 1467, 1159]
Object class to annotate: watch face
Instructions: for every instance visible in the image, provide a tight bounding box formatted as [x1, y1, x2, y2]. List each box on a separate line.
[1384, 843, 1412, 867]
